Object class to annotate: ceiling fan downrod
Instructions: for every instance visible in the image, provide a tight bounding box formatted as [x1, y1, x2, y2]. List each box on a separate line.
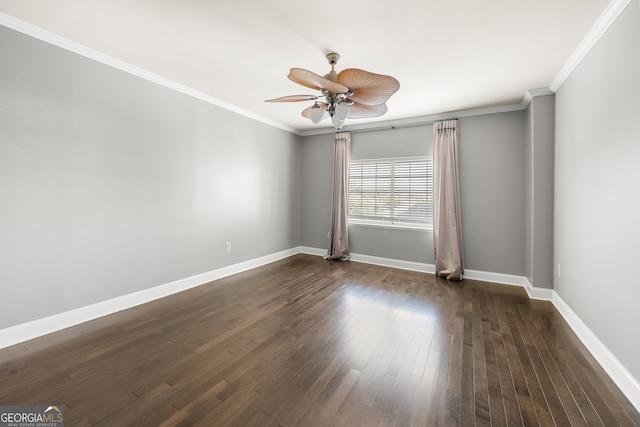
[323, 53, 341, 82]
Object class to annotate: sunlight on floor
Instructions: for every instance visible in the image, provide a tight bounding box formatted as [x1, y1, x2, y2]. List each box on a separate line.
[340, 283, 441, 371]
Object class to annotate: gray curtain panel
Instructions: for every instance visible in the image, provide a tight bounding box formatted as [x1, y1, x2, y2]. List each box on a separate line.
[433, 120, 464, 280]
[325, 132, 351, 261]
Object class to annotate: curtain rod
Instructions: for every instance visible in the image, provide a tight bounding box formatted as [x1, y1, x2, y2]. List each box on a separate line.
[302, 101, 523, 137]
[343, 118, 458, 135]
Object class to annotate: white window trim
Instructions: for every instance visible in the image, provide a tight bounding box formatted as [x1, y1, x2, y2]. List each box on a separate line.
[348, 156, 433, 231]
[348, 217, 432, 232]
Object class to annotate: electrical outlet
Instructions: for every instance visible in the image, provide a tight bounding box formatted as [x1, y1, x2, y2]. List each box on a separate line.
[225, 242, 232, 252]
[557, 264, 561, 278]
[327, 231, 330, 239]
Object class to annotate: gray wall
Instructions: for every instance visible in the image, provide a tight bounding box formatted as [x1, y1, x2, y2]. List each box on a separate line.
[3, 2, 639, 389]
[300, 133, 332, 252]
[350, 126, 433, 263]
[0, 26, 302, 329]
[301, 111, 526, 276]
[554, 0, 640, 380]
[459, 112, 526, 275]
[525, 94, 555, 289]
[301, 126, 434, 263]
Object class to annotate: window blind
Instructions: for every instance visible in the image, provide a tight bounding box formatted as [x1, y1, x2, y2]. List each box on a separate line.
[348, 157, 433, 225]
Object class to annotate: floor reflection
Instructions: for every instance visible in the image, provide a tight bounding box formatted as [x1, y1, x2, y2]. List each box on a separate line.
[339, 282, 442, 372]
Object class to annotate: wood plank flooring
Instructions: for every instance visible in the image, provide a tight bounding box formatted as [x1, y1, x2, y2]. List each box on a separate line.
[0, 254, 638, 426]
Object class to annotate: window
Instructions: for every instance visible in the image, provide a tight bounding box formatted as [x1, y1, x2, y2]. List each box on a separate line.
[348, 157, 433, 228]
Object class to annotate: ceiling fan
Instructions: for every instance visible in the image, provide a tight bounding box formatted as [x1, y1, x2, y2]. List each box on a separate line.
[265, 53, 400, 130]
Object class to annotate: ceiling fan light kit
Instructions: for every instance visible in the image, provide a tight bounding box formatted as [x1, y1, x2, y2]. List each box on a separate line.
[266, 53, 399, 130]
[309, 102, 325, 124]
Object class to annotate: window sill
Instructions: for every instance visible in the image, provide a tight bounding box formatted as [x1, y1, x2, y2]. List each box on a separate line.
[348, 219, 432, 232]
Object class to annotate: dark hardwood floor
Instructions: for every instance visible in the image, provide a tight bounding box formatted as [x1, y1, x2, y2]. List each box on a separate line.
[0, 254, 638, 426]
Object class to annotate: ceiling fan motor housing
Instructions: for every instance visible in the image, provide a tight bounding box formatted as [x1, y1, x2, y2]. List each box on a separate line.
[326, 52, 340, 65]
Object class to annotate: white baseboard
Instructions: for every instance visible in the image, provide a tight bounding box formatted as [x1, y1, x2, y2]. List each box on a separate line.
[298, 246, 326, 257]
[523, 277, 555, 300]
[551, 292, 640, 413]
[301, 247, 526, 287]
[2, 246, 638, 413]
[351, 253, 436, 274]
[0, 247, 299, 350]
[301, 246, 640, 411]
[300, 246, 436, 273]
[464, 268, 527, 288]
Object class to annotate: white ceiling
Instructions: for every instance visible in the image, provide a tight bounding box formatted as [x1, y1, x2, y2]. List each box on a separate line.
[0, 0, 612, 133]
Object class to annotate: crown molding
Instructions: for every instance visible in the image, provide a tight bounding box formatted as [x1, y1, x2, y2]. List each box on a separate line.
[0, 11, 527, 137]
[550, 0, 633, 91]
[3, 0, 630, 137]
[0, 13, 298, 135]
[520, 87, 555, 109]
[299, 103, 526, 136]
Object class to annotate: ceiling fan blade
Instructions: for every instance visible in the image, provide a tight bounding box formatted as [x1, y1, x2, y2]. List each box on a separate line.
[301, 104, 329, 121]
[348, 102, 388, 119]
[288, 68, 349, 94]
[337, 69, 400, 106]
[265, 95, 319, 102]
